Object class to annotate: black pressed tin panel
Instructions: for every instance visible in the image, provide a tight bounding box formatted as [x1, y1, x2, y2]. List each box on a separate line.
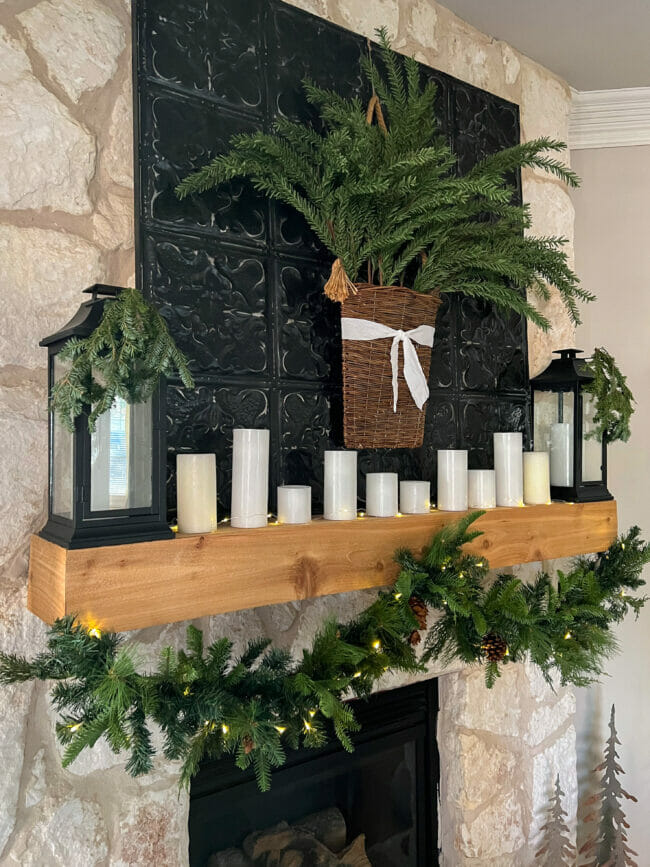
[133, 0, 531, 519]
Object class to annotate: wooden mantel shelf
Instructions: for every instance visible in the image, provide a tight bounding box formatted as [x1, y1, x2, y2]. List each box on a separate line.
[28, 500, 618, 633]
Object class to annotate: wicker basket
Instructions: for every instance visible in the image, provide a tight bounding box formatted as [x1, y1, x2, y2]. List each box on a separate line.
[341, 284, 441, 449]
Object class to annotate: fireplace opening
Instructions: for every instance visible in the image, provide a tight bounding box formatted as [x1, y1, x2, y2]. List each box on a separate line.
[189, 680, 440, 866]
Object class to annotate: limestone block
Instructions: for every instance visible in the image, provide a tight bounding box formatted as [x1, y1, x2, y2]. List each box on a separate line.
[407, 0, 439, 52]
[104, 78, 134, 190]
[530, 725, 577, 845]
[0, 226, 102, 370]
[525, 691, 576, 746]
[524, 178, 575, 243]
[459, 790, 525, 858]
[91, 186, 135, 251]
[19, 0, 125, 103]
[520, 63, 571, 145]
[109, 789, 190, 867]
[336, 0, 400, 41]
[440, 663, 523, 737]
[284, 0, 329, 17]
[444, 32, 491, 91]
[0, 379, 48, 570]
[0, 27, 95, 213]
[24, 749, 47, 808]
[444, 731, 517, 810]
[14, 798, 109, 866]
[0, 685, 33, 856]
[500, 44, 521, 85]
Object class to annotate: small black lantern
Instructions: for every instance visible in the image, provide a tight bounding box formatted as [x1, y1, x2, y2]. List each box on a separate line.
[530, 348, 612, 503]
[40, 285, 173, 548]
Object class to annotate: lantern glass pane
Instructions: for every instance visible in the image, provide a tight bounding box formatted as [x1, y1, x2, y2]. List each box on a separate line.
[90, 395, 153, 511]
[534, 390, 574, 487]
[582, 395, 603, 482]
[51, 356, 74, 519]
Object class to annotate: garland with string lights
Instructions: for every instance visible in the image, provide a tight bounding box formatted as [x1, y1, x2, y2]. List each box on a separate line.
[0, 514, 647, 791]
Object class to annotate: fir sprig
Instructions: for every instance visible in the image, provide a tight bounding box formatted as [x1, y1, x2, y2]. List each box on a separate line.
[584, 347, 635, 443]
[176, 29, 592, 330]
[1, 518, 646, 790]
[52, 288, 194, 432]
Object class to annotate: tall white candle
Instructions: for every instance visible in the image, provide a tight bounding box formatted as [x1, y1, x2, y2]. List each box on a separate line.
[366, 473, 398, 517]
[582, 438, 602, 482]
[494, 432, 523, 507]
[277, 485, 311, 524]
[523, 452, 551, 505]
[437, 450, 468, 511]
[324, 450, 357, 520]
[550, 423, 573, 487]
[400, 480, 431, 514]
[176, 454, 217, 534]
[231, 428, 269, 529]
[468, 469, 496, 509]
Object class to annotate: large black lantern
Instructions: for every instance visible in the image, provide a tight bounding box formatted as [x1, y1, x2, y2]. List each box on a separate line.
[40, 285, 173, 548]
[530, 348, 612, 503]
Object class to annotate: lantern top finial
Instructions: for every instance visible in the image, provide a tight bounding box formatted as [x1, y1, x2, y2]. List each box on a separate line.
[553, 348, 583, 360]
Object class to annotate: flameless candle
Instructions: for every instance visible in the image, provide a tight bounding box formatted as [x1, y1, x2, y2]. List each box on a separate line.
[523, 452, 551, 505]
[324, 450, 357, 520]
[468, 469, 496, 509]
[550, 423, 573, 487]
[231, 429, 269, 528]
[494, 432, 523, 507]
[176, 454, 217, 534]
[366, 473, 398, 517]
[437, 450, 468, 511]
[277, 485, 311, 524]
[400, 480, 431, 514]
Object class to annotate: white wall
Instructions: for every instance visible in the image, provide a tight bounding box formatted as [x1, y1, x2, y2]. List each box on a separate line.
[572, 144, 650, 855]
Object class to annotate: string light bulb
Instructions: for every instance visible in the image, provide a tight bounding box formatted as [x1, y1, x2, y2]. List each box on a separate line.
[88, 627, 101, 639]
[183, 686, 191, 697]
[303, 720, 312, 732]
[564, 631, 572, 640]
[308, 709, 317, 718]
[275, 725, 286, 735]
[69, 722, 82, 733]
[221, 724, 229, 735]
[353, 671, 362, 679]
[371, 639, 382, 652]
[394, 592, 403, 601]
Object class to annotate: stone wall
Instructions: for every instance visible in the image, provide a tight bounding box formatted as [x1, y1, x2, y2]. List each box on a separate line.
[0, 0, 577, 864]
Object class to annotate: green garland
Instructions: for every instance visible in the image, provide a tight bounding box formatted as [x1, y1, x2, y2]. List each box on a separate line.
[52, 287, 194, 432]
[1, 514, 647, 791]
[584, 347, 635, 444]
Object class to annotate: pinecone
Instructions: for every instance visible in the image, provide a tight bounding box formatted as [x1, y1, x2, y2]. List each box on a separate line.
[481, 632, 508, 662]
[407, 595, 428, 647]
[242, 735, 255, 755]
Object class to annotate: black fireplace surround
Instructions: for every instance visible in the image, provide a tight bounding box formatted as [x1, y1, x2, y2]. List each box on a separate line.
[133, 0, 530, 522]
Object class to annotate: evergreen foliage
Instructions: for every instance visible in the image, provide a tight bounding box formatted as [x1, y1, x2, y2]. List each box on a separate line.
[176, 29, 592, 330]
[579, 705, 639, 866]
[535, 775, 577, 866]
[52, 287, 194, 432]
[1, 519, 646, 790]
[584, 348, 635, 444]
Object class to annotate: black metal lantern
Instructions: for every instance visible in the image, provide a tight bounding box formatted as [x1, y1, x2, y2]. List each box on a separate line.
[40, 284, 173, 548]
[530, 348, 612, 503]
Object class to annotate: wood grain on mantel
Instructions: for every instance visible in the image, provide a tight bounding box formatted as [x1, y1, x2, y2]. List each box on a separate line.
[28, 500, 618, 633]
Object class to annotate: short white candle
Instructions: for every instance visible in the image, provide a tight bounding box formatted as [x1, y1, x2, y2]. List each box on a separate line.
[437, 450, 468, 511]
[176, 454, 217, 534]
[324, 450, 357, 520]
[277, 485, 311, 524]
[400, 480, 431, 514]
[494, 432, 523, 507]
[550, 423, 573, 487]
[231, 428, 269, 529]
[468, 469, 496, 509]
[366, 473, 399, 517]
[582, 438, 602, 482]
[523, 452, 551, 505]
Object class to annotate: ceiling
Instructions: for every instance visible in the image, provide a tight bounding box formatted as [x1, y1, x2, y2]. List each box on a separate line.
[439, 0, 650, 91]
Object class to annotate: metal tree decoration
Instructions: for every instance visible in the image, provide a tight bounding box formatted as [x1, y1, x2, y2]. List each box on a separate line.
[579, 705, 638, 867]
[535, 774, 576, 866]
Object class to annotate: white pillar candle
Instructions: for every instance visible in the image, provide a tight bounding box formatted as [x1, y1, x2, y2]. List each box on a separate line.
[494, 432, 523, 507]
[400, 480, 431, 514]
[231, 428, 269, 529]
[437, 450, 468, 511]
[550, 423, 573, 487]
[176, 454, 217, 534]
[366, 473, 398, 517]
[582, 438, 602, 482]
[468, 469, 496, 509]
[523, 451, 551, 505]
[277, 485, 311, 524]
[324, 450, 357, 520]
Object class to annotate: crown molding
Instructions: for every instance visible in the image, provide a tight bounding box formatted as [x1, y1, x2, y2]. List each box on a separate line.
[569, 87, 650, 150]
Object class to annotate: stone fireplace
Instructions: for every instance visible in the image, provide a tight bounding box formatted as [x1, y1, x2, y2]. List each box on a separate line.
[0, 0, 579, 864]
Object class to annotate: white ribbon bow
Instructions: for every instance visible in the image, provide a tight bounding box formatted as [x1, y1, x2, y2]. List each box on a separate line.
[341, 317, 435, 412]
